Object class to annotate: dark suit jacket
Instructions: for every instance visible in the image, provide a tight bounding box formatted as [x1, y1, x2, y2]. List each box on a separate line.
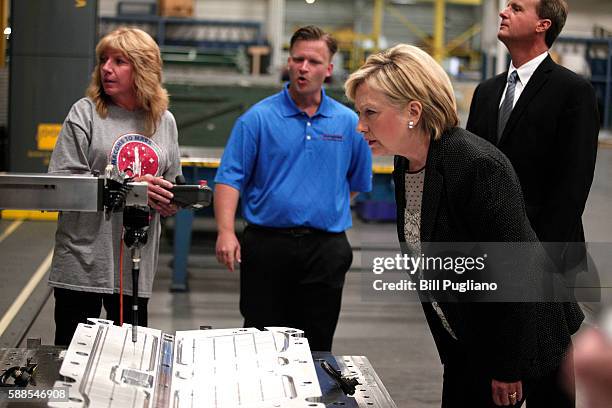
[393, 127, 583, 381]
[466, 56, 599, 256]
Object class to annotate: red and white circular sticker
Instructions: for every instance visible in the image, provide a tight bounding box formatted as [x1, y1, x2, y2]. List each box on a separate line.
[109, 133, 161, 177]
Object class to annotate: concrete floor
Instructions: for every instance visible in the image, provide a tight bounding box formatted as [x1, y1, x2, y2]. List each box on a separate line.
[1, 145, 611, 407]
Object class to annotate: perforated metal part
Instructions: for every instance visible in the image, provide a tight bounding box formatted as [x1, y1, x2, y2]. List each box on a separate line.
[171, 326, 323, 408]
[48, 321, 323, 408]
[49, 318, 164, 408]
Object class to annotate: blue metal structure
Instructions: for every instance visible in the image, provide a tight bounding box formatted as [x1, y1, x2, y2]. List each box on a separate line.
[172, 164, 217, 291]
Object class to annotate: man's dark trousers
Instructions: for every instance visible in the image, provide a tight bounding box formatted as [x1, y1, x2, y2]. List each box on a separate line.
[239, 224, 353, 352]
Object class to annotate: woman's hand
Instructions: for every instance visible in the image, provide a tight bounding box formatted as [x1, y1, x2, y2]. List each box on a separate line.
[491, 379, 522, 406]
[133, 174, 178, 217]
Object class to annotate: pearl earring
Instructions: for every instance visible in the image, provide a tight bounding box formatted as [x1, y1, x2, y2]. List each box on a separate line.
[408, 121, 415, 129]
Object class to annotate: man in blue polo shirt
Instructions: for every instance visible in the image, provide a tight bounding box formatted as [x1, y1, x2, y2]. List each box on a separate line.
[214, 25, 372, 352]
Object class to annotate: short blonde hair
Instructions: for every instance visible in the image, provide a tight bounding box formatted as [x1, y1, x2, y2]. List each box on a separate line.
[345, 44, 458, 140]
[86, 27, 169, 136]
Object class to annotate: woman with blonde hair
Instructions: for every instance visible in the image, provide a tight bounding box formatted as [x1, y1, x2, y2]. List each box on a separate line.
[345, 44, 582, 407]
[48, 27, 181, 346]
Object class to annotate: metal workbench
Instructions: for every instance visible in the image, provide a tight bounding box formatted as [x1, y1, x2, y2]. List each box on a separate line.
[0, 323, 397, 408]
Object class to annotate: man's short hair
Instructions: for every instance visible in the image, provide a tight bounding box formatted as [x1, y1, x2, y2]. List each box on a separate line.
[537, 0, 568, 48]
[289, 25, 338, 59]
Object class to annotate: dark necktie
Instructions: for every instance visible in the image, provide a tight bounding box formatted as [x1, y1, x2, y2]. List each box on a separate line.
[497, 70, 519, 141]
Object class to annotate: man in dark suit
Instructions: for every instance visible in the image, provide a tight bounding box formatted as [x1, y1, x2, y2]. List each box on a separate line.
[467, 0, 599, 406]
[467, 0, 599, 251]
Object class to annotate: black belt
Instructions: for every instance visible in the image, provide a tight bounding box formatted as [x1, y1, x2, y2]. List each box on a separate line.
[247, 224, 322, 236]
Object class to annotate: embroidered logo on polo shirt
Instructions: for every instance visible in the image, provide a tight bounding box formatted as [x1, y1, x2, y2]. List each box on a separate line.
[322, 134, 344, 142]
[109, 133, 161, 177]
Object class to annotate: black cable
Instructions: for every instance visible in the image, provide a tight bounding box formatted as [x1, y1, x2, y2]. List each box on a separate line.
[320, 360, 360, 396]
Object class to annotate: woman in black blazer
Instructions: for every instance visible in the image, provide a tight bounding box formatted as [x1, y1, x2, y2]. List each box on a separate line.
[345, 44, 582, 408]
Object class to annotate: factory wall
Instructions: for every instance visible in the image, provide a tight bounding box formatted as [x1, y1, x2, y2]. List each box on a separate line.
[99, 0, 481, 50]
[99, 0, 612, 44]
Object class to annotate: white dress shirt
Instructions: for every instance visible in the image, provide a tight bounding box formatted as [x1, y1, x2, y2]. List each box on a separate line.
[499, 51, 549, 108]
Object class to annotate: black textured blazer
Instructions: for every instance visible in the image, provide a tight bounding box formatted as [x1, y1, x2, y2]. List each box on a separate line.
[393, 127, 583, 381]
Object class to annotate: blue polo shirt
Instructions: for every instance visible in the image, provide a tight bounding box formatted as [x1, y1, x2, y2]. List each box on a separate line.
[215, 84, 372, 232]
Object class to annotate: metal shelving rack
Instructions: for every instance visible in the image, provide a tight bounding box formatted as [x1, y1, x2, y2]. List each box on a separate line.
[99, 15, 265, 49]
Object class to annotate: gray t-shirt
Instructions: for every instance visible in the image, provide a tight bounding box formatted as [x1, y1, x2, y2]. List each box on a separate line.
[48, 97, 181, 297]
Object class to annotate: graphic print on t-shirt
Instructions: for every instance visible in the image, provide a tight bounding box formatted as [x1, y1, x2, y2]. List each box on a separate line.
[109, 133, 162, 177]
